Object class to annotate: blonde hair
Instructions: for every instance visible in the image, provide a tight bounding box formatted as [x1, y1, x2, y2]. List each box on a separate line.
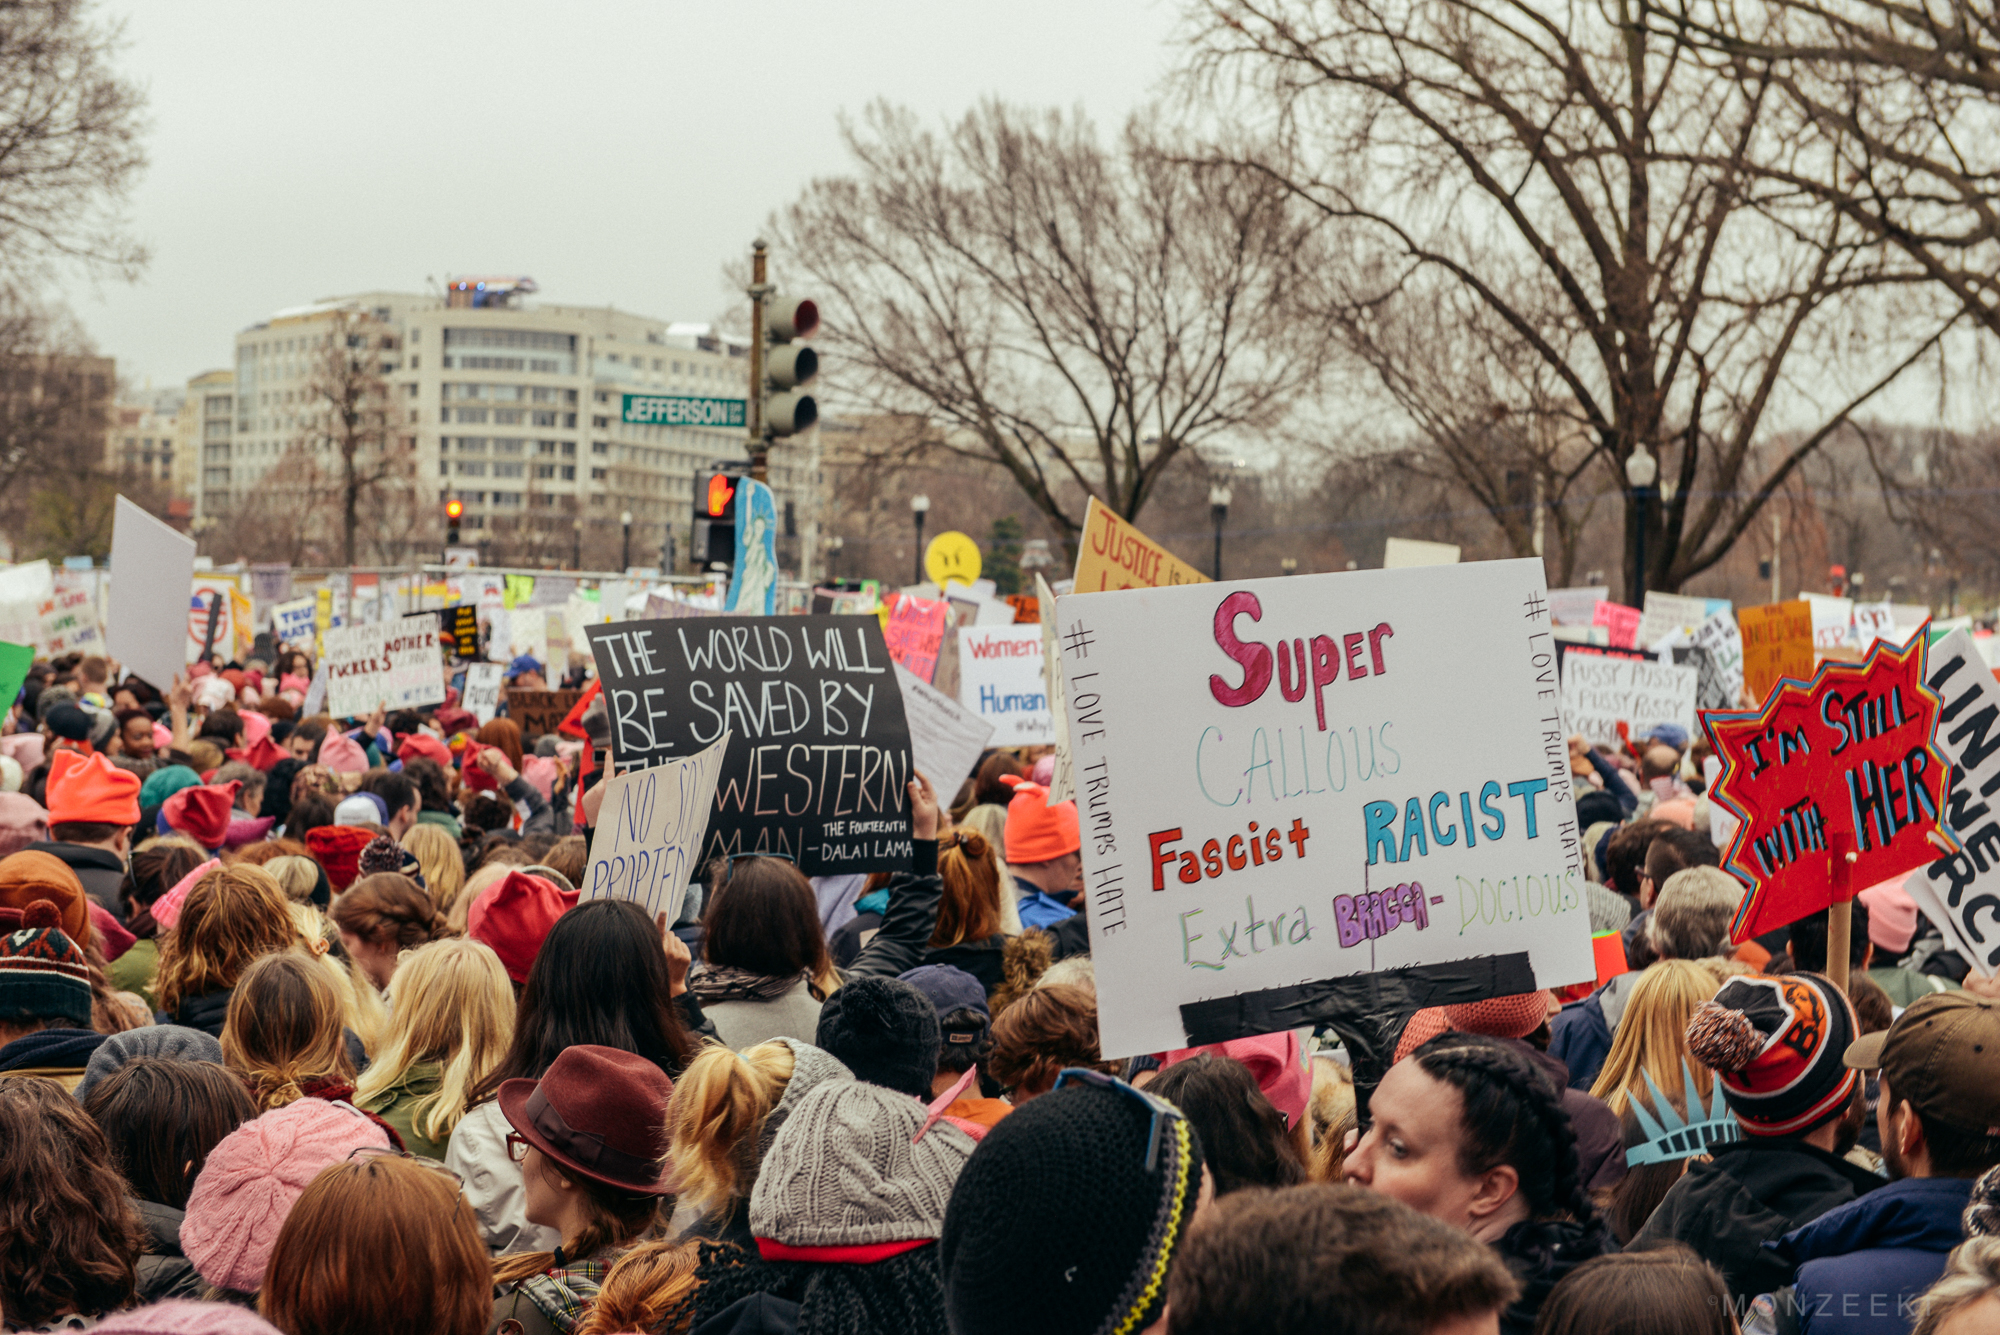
[1306, 1055, 1356, 1183]
[264, 856, 321, 904]
[958, 803, 1021, 935]
[287, 901, 384, 1055]
[1590, 959, 1722, 1117]
[401, 824, 466, 912]
[222, 951, 355, 1110]
[1914, 1237, 2000, 1335]
[665, 1041, 798, 1220]
[352, 938, 514, 1145]
[576, 1238, 702, 1335]
[450, 863, 511, 937]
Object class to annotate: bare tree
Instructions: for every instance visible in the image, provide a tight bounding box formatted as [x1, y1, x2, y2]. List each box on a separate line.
[1184, 0, 1955, 599]
[0, 1, 147, 279]
[772, 101, 1333, 550]
[298, 310, 406, 567]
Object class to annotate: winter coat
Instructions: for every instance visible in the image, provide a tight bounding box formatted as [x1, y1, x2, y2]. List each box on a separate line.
[703, 979, 825, 1053]
[1494, 1217, 1618, 1335]
[132, 1199, 202, 1303]
[356, 1059, 449, 1158]
[27, 841, 128, 923]
[1776, 1175, 1974, 1335]
[450, 1098, 564, 1256]
[489, 1247, 619, 1335]
[105, 937, 158, 1010]
[159, 986, 234, 1038]
[0, 1027, 106, 1091]
[1548, 969, 1644, 1092]
[1500, 1039, 1627, 1193]
[1632, 1138, 1884, 1299]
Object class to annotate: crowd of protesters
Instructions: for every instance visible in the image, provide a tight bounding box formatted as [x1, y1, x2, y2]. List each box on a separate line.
[0, 645, 1997, 1335]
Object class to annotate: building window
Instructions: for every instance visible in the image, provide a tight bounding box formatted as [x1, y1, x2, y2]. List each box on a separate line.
[457, 461, 487, 477]
[561, 442, 576, 457]
[493, 462, 523, 478]
[592, 415, 608, 429]
[561, 465, 576, 480]
[534, 463, 555, 479]
[455, 407, 489, 424]
[533, 411, 556, 427]
[493, 438, 523, 455]
[563, 413, 577, 427]
[590, 467, 606, 480]
[591, 441, 607, 455]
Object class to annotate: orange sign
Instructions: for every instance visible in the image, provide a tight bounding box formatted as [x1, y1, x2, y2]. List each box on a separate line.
[1737, 601, 1815, 706]
[1071, 497, 1210, 592]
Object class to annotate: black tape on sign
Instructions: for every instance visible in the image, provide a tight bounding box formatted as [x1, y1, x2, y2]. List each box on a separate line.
[1176, 952, 1540, 1119]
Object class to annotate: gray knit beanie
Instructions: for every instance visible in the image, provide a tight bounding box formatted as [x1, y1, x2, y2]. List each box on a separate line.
[754, 1037, 852, 1162]
[748, 1078, 973, 1248]
[76, 1024, 226, 1103]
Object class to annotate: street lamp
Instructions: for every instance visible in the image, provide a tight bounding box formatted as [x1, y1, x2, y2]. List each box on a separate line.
[620, 510, 632, 572]
[910, 494, 930, 584]
[571, 517, 583, 571]
[1208, 483, 1232, 581]
[1624, 444, 1658, 602]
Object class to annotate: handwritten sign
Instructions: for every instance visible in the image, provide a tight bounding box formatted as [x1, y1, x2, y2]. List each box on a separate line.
[1706, 633, 1953, 942]
[1055, 558, 1595, 1057]
[895, 664, 995, 794]
[958, 624, 1054, 745]
[1901, 629, 2000, 977]
[1801, 594, 1855, 651]
[1638, 592, 1715, 651]
[321, 623, 447, 718]
[1692, 610, 1745, 709]
[272, 597, 318, 649]
[507, 689, 583, 740]
[436, 604, 480, 659]
[582, 734, 728, 922]
[461, 663, 503, 725]
[1738, 601, 1815, 706]
[1560, 653, 1699, 750]
[882, 593, 949, 683]
[1072, 496, 1210, 593]
[585, 615, 914, 874]
[1854, 601, 1897, 647]
[1594, 601, 1642, 649]
[40, 574, 101, 656]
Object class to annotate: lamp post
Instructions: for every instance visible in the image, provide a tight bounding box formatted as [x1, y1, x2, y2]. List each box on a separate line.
[620, 511, 632, 572]
[910, 494, 931, 584]
[1624, 444, 1658, 602]
[1208, 483, 1232, 581]
[571, 517, 583, 571]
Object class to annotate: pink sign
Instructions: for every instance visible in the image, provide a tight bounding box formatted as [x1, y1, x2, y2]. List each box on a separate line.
[882, 594, 949, 683]
[1594, 601, 1642, 649]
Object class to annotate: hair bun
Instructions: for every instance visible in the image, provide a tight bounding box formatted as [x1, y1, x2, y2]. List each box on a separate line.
[1685, 999, 1761, 1073]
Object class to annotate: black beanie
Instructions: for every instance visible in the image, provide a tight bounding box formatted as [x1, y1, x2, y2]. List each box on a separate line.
[814, 976, 940, 1099]
[940, 1076, 1205, 1335]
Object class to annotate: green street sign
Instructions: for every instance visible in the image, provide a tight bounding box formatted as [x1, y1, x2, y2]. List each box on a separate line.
[622, 393, 746, 428]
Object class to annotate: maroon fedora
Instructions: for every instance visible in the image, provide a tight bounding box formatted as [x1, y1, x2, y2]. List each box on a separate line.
[497, 1044, 674, 1196]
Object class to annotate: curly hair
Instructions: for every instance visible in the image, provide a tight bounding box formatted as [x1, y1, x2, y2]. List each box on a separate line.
[987, 983, 1115, 1099]
[330, 873, 451, 952]
[578, 1237, 703, 1335]
[155, 863, 302, 1014]
[0, 1079, 142, 1326]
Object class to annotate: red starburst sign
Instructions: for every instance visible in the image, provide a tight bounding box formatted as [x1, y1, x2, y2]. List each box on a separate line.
[1704, 631, 1958, 942]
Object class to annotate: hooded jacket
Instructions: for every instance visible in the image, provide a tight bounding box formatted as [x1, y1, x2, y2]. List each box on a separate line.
[1632, 1138, 1883, 1299]
[1547, 968, 1644, 1092]
[1776, 1175, 1974, 1335]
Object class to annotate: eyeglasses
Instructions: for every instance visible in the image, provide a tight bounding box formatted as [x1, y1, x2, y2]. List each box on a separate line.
[347, 1145, 465, 1187]
[504, 1132, 532, 1164]
[1052, 1067, 1183, 1173]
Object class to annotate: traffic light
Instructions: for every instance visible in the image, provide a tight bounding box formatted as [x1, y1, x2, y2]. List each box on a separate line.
[761, 297, 819, 438]
[691, 468, 746, 567]
[445, 497, 464, 546]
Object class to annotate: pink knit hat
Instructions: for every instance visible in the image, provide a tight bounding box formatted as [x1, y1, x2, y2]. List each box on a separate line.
[318, 732, 368, 774]
[150, 858, 221, 933]
[181, 1098, 389, 1294]
[1162, 1031, 1313, 1129]
[93, 1300, 283, 1334]
[1858, 878, 1920, 954]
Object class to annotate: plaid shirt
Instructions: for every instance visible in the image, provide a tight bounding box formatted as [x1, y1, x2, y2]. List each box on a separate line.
[498, 1254, 617, 1335]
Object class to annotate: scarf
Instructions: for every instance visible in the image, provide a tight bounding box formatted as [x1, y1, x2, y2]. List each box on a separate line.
[688, 963, 811, 1005]
[515, 1253, 618, 1334]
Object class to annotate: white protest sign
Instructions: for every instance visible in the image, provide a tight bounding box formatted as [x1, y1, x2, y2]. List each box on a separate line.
[107, 498, 196, 692]
[1801, 593, 1855, 650]
[1039, 572, 1075, 803]
[41, 573, 101, 656]
[958, 624, 1054, 745]
[1382, 537, 1460, 568]
[1692, 610, 1745, 709]
[1057, 558, 1595, 1057]
[895, 663, 995, 795]
[1704, 755, 1739, 850]
[1560, 653, 1699, 749]
[1547, 587, 1608, 627]
[300, 664, 328, 718]
[1901, 629, 2000, 977]
[461, 662, 504, 725]
[321, 623, 447, 718]
[1853, 601, 1896, 647]
[581, 733, 729, 922]
[1638, 592, 1714, 652]
[271, 597, 318, 649]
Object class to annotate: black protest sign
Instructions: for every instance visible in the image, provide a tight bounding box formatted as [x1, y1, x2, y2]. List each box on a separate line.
[507, 689, 583, 741]
[585, 616, 913, 874]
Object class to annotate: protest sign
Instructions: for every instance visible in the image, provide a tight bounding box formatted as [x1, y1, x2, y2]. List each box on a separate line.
[958, 624, 1054, 745]
[0, 641, 32, 710]
[321, 623, 447, 718]
[1899, 629, 2000, 977]
[1039, 572, 1076, 803]
[1801, 593, 1855, 651]
[725, 479, 779, 616]
[585, 615, 914, 874]
[1853, 601, 1897, 647]
[581, 734, 729, 922]
[1548, 587, 1608, 627]
[1055, 557, 1595, 1057]
[434, 604, 480, 659]
[1692, 610, 1745, 709]
[271, 597, 317, 649]
[41, 574, 101, 657]
[881, 593, 949, 683]
[924, 532, 983, 589]
[1593, 601, 1642, 649]
[300, 664, 327, 717]
[1706, 633, 1953, 942]
[106, 499, 196, 693]
[507, 689, 583, 740]
[461, 662, 504, 725]
[1560, 653, 1699, 750]
[0, 561, 51, 650]
[1737, 601, 1815, 706]
[492, 607, 550, 669]
[1072, 497, 1210, 592]
[895, 664, 995, 795]
[1381, 537, 1461, 568]
[1638, 592, 1714, 650]
[188, 576, 239, 663]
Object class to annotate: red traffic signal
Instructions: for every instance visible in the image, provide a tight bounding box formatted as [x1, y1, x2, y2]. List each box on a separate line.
[445, 499, 465, 521]
[705, 474, 735, 518]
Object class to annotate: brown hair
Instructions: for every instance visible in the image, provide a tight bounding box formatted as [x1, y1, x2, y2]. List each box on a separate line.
[972, 750, 1026, 807]
[988, 983, 1114, 1098]
[222, 950, 356, 1110]
[491, 1162, 662, 1287]
[542, 833, 588, 892]
[155, 864, 301, 1014]
[577, 1237, 703, 1335]
[260, 1153, 491, 1335]
[1165, 1184, 1517, 1335]
[0, 1079, 143, 1326]
[1604, 819, 1672, 901]
[84, 1058, 258, 1210]
[1533, 1247, 1733, 1335]
[228, 837, 310, 867]
[933, 829, 1004, 948]
[702, 855, 832, 984]
[329, 873, 450, 952]
[121, 840, 207, 912]
[476, 718, 524, 768]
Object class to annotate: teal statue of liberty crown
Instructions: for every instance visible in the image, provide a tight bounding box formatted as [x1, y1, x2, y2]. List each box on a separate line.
[1625, 1062, 1740, 1167]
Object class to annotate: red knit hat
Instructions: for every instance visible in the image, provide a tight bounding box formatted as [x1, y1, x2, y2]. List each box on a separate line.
[162, 782, 240, 850]
[396, 732, 452, 771]
[469, 870, 579, 983]
[1394, 990, 1555, 1061]
[999, 774, 1079, 864]
[304, 825, 376, 892]
[226, 736, 289, 773]
[46, 750, 141, 826]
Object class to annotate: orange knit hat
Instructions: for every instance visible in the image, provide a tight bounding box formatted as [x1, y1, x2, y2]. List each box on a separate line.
[46, 750, 141, 826]
[999, 773, 1080, 865]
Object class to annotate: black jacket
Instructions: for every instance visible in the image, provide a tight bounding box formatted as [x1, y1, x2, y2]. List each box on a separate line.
[28, 840, 127, 922]
[133, 1199, 201, 1303]
[160, 988, 234, 1038]
[1630, 1138, 1882, 1299]
[1495, 1217, 1618, 1335]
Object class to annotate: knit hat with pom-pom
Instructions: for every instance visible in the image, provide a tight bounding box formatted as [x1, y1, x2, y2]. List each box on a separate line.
[815, 975, 941, 1100]
[1686, 972, 1857, 1137]
[0, 898, 92, 1026]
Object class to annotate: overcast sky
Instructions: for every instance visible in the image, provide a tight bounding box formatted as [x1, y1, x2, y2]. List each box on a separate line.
[69, 0, 1183, 392]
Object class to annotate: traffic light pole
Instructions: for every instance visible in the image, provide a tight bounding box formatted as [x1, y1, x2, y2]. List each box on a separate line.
[747, 240, 771, 484]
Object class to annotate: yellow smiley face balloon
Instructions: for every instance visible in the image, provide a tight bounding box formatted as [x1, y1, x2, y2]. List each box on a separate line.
[924, 531, 983, 590]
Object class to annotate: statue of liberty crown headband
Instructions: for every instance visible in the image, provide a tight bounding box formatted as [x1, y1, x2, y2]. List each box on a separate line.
[1625, 1063, 1740, 1167]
